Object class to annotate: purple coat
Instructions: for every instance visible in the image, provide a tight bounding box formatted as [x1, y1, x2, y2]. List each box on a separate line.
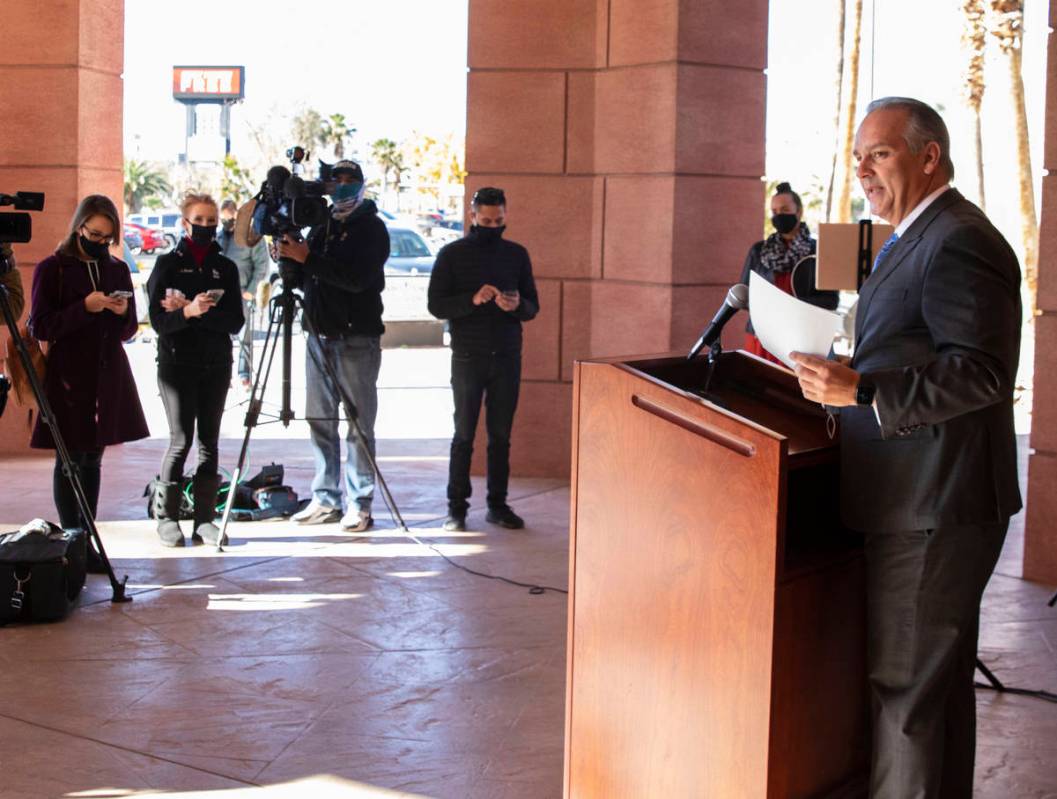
[27, 252, 149, 451]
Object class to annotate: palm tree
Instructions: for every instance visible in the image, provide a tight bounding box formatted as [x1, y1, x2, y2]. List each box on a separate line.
[834, 0, 863, 223]
[825, 0, 846, 221]
[990, 0, 1037, 305]
[123, 159, 173, 214]
[322, 113, 355, 160]
[962, 0, 988, 212]
[371, 138, 406, 194]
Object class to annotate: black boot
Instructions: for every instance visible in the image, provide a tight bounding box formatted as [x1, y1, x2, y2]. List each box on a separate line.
[192, 473, 226, 546]
[154, 481, 185, 547]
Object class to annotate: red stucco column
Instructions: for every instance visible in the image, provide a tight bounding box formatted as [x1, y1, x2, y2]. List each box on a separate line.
[1024, 4, 1057, 583]
[0, 0, 125, 454]
[465, 0, 768, 477]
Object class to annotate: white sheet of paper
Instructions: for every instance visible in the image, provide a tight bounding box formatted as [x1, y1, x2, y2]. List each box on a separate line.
[748, 271, 842, 370]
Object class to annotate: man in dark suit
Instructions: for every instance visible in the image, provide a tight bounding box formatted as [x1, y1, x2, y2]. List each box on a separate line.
[791, 97, 1022, 798]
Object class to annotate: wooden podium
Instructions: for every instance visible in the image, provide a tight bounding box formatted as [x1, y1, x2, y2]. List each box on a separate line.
[564, 351, 869, 798]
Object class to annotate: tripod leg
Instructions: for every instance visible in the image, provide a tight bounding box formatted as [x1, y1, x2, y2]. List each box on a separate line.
[216, 297, 286, 551]
[295, 296, 411, 532]
[975, 658, 1005, 691]
[0, 285, 129, 602]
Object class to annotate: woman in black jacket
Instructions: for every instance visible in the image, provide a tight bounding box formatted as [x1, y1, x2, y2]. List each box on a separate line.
[146, 193, 243, 547]
[739, 182, 838, 364]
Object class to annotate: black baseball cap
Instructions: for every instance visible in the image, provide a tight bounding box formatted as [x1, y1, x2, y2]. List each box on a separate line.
[332, 160, 364, 181]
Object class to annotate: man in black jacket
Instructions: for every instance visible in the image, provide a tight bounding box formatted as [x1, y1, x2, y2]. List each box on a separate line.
[277, 160, 389, 532]
[428, 187, 539, 532]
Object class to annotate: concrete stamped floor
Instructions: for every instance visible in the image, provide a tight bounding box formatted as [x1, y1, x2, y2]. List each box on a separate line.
[0, 434, 1055, 798]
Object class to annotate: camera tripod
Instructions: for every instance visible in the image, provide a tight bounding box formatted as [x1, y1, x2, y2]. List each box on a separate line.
[215, 265, 410, 550]
[0, 275, 130, 603]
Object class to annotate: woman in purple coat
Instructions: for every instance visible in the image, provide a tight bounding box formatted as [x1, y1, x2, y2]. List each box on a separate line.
[28, 195, 149, 565]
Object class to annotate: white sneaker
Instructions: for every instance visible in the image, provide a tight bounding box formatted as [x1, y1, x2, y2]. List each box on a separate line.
[291, 501, 341, 525]
[341, 509, 373, 533]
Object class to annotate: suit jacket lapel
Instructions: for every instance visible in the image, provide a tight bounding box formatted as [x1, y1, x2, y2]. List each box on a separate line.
[855, 188, 963, 341]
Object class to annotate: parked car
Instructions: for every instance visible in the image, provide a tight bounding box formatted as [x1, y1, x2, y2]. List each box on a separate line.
[384, 226, 435, 275]
[123, 225, 143, 254]
[124, 221, 169, 254]
[127, 210, 183, 250]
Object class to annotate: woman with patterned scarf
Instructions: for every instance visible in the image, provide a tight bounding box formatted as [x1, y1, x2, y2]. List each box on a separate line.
[738, 182, 838, 365]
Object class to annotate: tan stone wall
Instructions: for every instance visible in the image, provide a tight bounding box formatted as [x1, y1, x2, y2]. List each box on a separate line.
[1024, 2, 1057, 582]
[465, 0, 768, 476]
[0, 0, 124, 455]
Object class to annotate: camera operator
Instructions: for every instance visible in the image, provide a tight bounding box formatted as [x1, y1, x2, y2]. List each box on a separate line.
[276, 160, 389, 532]
[219, 199, 272, 389]
[427, 187, 539, 532]
[1, 243, 25, 319]
[28, 195, 148, 570]
[147, 192, 243, 547]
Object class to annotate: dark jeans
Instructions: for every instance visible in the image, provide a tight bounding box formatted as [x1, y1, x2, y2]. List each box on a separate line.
[53, 448, 104, 529]
[158, 361, 231, 483]
[447, 350, 521, 514]
[865, 521, 1008, 799]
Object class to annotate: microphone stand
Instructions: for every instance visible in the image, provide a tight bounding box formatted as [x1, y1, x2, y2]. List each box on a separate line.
[702, 340, 723, 396]
[856, 219, 873, 290]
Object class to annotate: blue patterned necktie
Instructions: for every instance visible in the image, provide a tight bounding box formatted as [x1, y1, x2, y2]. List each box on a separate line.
[872, 233, 899, 273]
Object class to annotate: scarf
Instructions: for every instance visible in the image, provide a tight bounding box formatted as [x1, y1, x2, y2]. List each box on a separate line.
[330, 183, 369, 221]
[758, 222, 814, 274]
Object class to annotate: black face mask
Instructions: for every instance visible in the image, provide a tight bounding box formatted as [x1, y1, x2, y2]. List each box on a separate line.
[772, 214, 799, 235]
[79, 235, 109, 260]
[472, 224, 506, 243]
[221, 219, 235, 233]
[187, 222, 216, 246]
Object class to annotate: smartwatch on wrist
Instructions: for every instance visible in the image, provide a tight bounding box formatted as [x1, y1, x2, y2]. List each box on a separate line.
[855, 378, 876, 406]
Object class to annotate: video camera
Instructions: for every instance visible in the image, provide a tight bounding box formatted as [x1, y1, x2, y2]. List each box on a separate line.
[250, 147, 331, 288]
[1, 191, 45, 264]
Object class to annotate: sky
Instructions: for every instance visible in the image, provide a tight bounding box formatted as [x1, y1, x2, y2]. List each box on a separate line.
[124, 0, 1051, 253]
[123, 0, 469, 167]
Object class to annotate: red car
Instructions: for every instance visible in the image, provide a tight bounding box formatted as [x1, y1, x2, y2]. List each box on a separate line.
[124, 221, 169, 254]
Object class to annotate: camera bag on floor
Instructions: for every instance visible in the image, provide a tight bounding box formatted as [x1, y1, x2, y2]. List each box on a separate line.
[0, 519, 87, 625]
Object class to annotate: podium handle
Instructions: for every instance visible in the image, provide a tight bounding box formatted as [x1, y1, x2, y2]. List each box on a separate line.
[632, 394, 756, 457]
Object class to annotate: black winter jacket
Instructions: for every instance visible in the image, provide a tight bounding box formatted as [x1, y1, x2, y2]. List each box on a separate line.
[302, 201, 388, 338]
[427, 230, 539, 355]
[147, 239, 244, 366]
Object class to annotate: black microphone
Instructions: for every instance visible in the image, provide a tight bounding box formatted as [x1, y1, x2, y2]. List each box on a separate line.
[687, 283, 749, 360]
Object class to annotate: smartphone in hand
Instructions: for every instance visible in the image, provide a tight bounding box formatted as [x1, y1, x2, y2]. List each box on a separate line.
[206, 288, 225, 302]
[108, 290, 133, 299]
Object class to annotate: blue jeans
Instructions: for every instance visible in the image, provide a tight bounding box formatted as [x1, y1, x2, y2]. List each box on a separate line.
[305, 334, 381, 511]
[237, 299, 256, 380]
